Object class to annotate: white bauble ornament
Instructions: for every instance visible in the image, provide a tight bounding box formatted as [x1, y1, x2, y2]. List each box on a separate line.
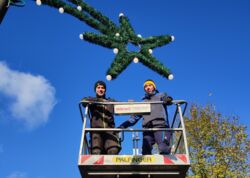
[148, 49, 153, 54]
[119, 13, 124, 17]
[171, 35, 175, 41]
[36, 0, 42, 6]
[59, 7, 64, 14]
[113, 48, 119, 54]
[137, 34, 142, 38]
[133, 57, 139, 63]
[106, 75, 112, 81]
[115, 33, 120, 37]
[77, 6, 82, 11]
[168, 74, 174, 80]
[79, 34, 84, 40]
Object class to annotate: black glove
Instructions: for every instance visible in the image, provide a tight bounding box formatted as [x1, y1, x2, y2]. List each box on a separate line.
[81, 97, 95, 107]
[163, 96, 173, 105]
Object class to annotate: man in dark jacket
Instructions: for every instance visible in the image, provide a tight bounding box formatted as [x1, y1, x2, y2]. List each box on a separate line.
[82, 80, 120, 155]
[119, 79, 173, 155]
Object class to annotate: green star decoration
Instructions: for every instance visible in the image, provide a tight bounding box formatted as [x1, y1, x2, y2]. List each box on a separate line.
[35, 0, 174, 80]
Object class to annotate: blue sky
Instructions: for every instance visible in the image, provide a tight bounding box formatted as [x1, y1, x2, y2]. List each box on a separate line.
[0, 0, 250, 178]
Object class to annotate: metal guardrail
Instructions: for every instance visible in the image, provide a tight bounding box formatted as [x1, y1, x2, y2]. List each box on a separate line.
[79, 100, 187, 106]
[78, 100, 189, 158]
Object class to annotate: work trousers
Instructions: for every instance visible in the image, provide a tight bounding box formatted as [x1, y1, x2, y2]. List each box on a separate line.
[142, 130, 171, 155]
[91, 132, 121, 154]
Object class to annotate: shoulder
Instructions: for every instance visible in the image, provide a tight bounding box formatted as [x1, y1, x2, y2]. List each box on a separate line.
[81, 96, 96, 101]
[157, 92, 167, 96]
[155, 92, 168, 101]
[155, 92, 167, 98]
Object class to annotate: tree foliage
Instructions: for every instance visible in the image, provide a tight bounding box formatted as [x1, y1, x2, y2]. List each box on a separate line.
[185, 104, 250, 178]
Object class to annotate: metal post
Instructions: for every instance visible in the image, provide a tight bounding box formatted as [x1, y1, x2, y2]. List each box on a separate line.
[0, 0, 9, 24]
[135, 131, 140, 155]
[177, 104, 190, 163]
[132, 131, 140, 155]
[78, 105, 89, 161]
[132, 132, 135, 155]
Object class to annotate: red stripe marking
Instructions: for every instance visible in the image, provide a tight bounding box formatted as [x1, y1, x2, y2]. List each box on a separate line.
[94, 156, 104, 165]
[176, 154, 187, 163]
[163, 156, 174, 164]
[81, 155, 91, 164]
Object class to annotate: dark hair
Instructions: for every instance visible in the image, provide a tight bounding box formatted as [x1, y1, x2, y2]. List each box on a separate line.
[94, 80, 106, 91]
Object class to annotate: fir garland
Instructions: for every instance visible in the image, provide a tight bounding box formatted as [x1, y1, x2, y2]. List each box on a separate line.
[0, 0, 25, 24]
[35, 0, 175, 80]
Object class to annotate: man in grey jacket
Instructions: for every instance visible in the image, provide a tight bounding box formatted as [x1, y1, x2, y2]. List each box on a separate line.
[119, 79, 173, 155]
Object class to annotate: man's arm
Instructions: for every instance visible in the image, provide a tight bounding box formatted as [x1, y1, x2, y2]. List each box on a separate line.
[81, 96, 96, 107]
[118, 115, 142, 128]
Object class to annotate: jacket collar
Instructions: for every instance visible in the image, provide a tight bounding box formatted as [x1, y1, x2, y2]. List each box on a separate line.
[143, 91, 156, 100]
[96, 94, 106, 99]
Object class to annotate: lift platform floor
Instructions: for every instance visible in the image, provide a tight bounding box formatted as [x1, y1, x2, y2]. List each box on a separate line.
[78, 154, 190, 178]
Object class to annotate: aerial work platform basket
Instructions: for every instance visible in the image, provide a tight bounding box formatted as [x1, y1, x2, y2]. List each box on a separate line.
[78, 100, 190, 178]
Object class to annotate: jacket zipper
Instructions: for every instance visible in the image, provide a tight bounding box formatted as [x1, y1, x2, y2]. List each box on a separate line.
[102, 104, 106, 128]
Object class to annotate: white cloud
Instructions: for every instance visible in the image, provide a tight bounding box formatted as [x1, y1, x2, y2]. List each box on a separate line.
[6, 171, 27, 178]
[0, 61, 57, 129]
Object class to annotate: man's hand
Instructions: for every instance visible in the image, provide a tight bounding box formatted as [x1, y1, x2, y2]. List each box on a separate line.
[81, 97, 96, 107]
[163, 96, 173, 105]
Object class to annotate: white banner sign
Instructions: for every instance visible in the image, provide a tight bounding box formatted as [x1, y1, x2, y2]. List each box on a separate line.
[114, 104, 151, 114]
